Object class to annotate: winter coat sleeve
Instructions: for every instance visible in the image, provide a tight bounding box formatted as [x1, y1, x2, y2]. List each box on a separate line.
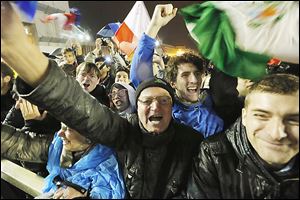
[186, 141, 221, 199]
[130, 33, 156, 88]
[15, 60, 130, 150]
[1, 123, 50, 163]
[3, 106, 25, 128]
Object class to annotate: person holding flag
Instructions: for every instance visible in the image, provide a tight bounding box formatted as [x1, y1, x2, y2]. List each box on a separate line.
[1, 2, 204, 199]
[180, 1, 299, 80]
[114, 1, 150, 58]
[41, 7, 81, 31]
[130, 4, 224, 138]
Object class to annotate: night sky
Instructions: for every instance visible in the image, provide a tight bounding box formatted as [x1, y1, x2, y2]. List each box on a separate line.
[69, 1, 199, 50]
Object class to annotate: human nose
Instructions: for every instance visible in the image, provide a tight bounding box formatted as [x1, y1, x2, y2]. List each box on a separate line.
[149, 99, 161, 110]
[269, 119, 287, 140]
[189, 73, 198, 83]
[83, 75, 90, 81]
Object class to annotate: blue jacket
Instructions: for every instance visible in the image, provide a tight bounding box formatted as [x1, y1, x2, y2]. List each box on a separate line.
[130, 33, 223, 138]
[43, 133, 125, 199]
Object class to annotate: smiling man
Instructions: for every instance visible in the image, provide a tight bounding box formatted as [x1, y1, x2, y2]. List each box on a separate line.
[186, 73, 299, 199]
[1, 2, 204, 198]
[130, 4, 224, 138]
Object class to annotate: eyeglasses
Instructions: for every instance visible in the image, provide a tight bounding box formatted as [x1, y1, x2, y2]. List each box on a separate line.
[109, 89, 127, 99]
[138, 96, 172, 106]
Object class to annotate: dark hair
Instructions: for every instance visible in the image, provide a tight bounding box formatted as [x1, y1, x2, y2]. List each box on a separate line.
[95, 57, 106, 63]
[165, 51, 206, 83]
[1, 62, 15, 78]
[249, 73, 298, 94]
[115, 65, 129, 75]
[245, 73, 299, 107]
[267, 62, 299, 77]
[61, 47, 75, 55]
[76, 62, 101, 78]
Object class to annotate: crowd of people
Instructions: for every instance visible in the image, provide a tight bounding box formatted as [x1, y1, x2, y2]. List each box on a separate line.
[1, 2, 299, 199]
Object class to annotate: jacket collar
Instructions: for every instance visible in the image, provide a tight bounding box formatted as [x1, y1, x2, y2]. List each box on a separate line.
[226, 118, 299, 182]
[139, 120, 175, 149]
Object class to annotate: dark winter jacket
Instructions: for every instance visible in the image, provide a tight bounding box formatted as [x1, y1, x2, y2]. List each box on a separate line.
[15, 60, 204, 199]
[3, 106, 61, 136]
[90, 84, 110, 107]
[186, 118, 299, 199]
[1, 89, 15, 122]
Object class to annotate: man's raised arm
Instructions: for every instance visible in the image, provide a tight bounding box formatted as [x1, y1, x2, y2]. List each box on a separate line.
[1, 1, 48, 87]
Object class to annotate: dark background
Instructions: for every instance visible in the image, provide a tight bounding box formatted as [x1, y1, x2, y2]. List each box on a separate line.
[69, 1, 199, 50]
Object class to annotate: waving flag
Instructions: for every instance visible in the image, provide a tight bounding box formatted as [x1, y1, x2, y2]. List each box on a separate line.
[97, 22, 121, 38]
[41, 8, 81, 31]
[115, 1, 150, 56]
[13, 1, 37, 22]
[180, 1, 299, 80]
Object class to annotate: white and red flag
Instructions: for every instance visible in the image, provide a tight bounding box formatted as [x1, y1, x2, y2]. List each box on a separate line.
[114, 1, 150, 56]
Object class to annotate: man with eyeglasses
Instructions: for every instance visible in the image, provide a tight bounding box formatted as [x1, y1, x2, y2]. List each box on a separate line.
[1, 3, 204, 199]
[109, 82, 136, 118]
[130, 4, 224, 138]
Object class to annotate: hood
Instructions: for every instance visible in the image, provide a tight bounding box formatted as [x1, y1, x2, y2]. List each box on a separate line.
[111, 82, 136, 115]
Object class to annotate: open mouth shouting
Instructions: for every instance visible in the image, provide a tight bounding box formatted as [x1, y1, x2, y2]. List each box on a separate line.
[148, 114, 163, 125]
[82, 83, 90, 90]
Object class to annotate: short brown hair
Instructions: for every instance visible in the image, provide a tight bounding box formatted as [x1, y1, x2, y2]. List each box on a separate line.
[165, 50, 206, 83]
[245, 73, 299, 106]
[76, 62, 101, 78]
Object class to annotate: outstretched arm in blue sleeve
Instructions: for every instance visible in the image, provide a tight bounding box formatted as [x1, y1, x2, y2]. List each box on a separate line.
[130, 33, 156, 89]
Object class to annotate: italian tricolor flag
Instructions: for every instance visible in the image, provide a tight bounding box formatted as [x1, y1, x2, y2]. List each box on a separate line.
[180, 1, 299, 80]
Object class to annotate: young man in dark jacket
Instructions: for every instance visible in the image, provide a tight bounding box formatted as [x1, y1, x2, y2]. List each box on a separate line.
[1, 2, 203, 198]
[186, 73, 299, 199]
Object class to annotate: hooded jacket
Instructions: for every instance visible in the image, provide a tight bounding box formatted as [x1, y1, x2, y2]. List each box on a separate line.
[110, 82, 136, 118]
[15, 60, 204, 199]
[186, 118, 299, 199]
[1, 124, 125, 199]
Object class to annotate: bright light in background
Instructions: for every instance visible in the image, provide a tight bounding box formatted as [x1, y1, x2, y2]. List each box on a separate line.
[85, 34, 91, 41]
[59, 26, 91, 42]
[176, 49, 184, 56]
[105, 56, 112, 63]
[155, 40, 160, 47]
[24, 27, 29, 35]
[78, 34, 84, 40]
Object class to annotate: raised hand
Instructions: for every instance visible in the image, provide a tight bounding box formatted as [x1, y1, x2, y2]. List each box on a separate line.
[1, 1, 28, 56]
[1, 1, 49, 87]
[146, 4, 177, 38]
[19, 98, 47, 121]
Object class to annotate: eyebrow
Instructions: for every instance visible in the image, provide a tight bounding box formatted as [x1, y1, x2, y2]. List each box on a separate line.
[286, 114, 299, 118]
[251, 109, 299, 117]
[251, 109, 271, 114]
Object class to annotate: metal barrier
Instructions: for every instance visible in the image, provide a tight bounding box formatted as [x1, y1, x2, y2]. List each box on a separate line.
[1, 159, 44, 197]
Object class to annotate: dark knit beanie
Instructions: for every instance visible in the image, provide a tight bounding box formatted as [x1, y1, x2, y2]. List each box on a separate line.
[135, 78, 175, 105]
